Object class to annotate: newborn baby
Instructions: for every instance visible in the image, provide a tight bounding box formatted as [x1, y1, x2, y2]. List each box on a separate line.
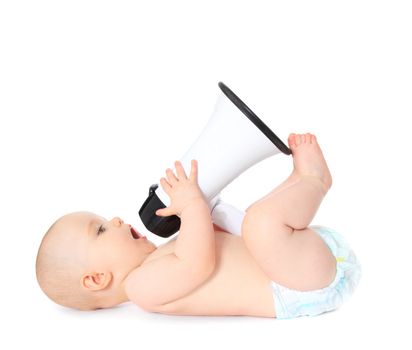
[36, 133, 361, 319]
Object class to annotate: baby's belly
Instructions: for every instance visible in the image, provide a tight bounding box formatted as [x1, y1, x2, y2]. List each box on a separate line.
[157, 232, 276, 318]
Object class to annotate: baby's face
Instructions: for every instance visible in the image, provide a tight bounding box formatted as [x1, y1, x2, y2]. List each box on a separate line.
[63, 211, 157, 282]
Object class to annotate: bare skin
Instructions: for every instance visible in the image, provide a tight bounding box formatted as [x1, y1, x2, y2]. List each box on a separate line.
[37, 132, 338, 317]
[134, 132, 338, 317]
[242, 132, 336, 291]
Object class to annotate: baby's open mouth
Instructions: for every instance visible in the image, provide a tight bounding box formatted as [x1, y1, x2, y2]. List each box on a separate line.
[130, 226, 140, 239]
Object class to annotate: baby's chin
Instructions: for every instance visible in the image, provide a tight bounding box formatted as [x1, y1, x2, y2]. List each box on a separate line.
[146, 239, 158, 251]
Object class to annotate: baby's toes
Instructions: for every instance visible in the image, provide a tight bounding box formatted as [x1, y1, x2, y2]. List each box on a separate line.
[288, 133, 297, 148]
[295, 134, 303, 146]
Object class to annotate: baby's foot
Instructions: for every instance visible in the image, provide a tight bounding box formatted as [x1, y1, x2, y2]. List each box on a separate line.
[287, 133, 333, 193]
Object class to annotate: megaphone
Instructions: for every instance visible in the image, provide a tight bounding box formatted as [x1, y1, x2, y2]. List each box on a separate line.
[139, 82, 291, 238]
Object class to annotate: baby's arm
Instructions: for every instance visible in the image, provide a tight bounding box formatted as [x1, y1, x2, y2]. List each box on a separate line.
[125, 161, 215, 310]
[175, 198, 215, 271]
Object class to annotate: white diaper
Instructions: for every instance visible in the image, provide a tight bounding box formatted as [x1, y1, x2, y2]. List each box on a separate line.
[271, 225, 362, 319]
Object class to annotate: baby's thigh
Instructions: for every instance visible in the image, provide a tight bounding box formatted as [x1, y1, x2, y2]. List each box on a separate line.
[243, 221, 337, 291]
[275, 227, 337, 291]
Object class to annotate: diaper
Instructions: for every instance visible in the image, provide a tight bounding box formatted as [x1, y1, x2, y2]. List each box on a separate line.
[271, 225, 362, 319]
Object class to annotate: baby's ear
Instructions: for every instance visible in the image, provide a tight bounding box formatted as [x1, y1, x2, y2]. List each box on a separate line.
[81, 271, 112, 291]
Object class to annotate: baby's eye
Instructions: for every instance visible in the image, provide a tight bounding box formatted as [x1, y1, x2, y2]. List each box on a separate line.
[97, 225, 106, 235]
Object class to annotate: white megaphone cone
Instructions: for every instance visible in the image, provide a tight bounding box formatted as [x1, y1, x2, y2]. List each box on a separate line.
[139, 82, 291, 237]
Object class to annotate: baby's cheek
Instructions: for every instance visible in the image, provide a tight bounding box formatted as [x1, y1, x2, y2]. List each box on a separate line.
[122, 239, 145, 258]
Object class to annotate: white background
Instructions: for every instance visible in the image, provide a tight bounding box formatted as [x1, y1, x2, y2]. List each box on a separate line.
[1, 0, 411, 349]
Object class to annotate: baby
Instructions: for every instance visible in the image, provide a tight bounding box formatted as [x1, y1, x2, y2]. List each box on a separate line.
[36, 133, 361, 319]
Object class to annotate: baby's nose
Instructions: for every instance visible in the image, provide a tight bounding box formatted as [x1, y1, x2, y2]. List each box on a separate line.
[112, 217, 124, 227]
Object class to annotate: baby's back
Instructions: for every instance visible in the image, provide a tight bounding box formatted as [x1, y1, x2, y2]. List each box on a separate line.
[144, 231, 276, 317]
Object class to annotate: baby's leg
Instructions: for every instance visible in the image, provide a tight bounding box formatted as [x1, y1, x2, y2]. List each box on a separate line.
[211, 171, 302, 235]
[241, 133, 336, 291]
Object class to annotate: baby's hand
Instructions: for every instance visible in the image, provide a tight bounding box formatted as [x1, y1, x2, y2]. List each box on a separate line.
[156, 160, 205, 217]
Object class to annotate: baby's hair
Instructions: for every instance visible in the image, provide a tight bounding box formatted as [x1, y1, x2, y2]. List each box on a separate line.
[36, 218, 97, 310]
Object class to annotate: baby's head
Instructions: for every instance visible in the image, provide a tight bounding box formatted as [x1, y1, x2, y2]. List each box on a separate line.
[36, 211, 157, 310]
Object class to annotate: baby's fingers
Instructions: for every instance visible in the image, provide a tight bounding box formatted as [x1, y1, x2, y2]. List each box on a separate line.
[189, 159, 198, 182]
[159, 177, 172, 193]
[166, 168, 178, 184]
[174, 161, 188, 180]
[156, 207, 172, 217]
